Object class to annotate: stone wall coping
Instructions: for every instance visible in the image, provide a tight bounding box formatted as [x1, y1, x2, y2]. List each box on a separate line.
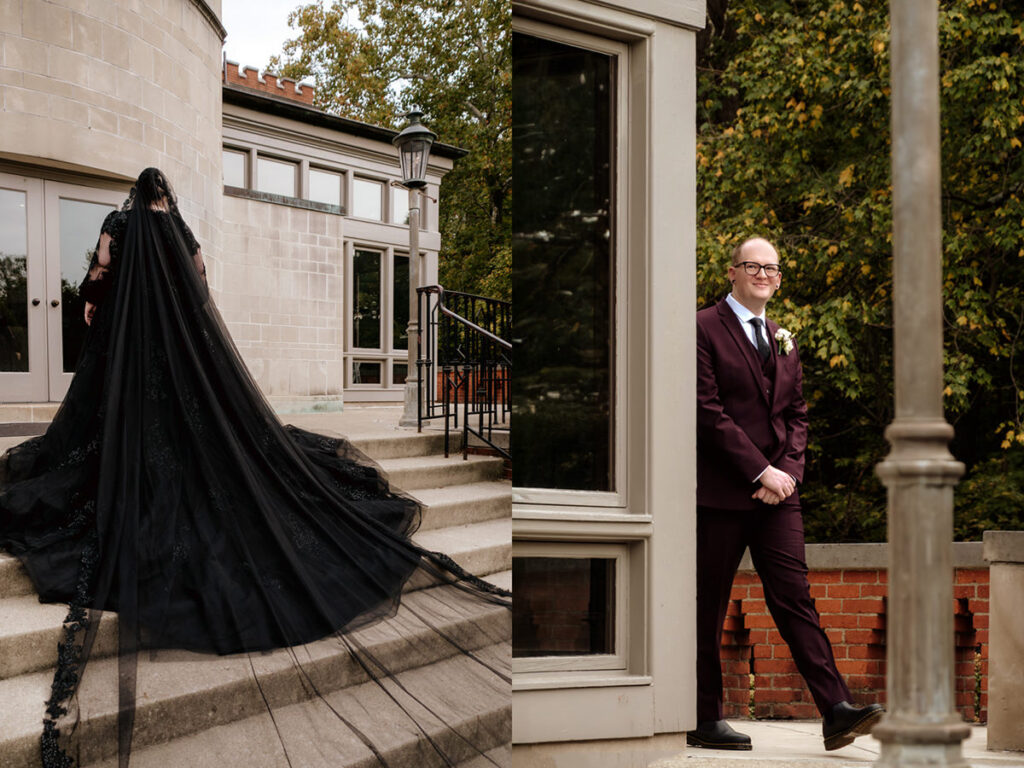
[223, 186, 344, 214]
[983, 531, 1024, 564]
[738, 541, 986, 572]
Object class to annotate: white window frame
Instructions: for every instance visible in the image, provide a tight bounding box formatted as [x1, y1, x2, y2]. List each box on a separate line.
[344, 240, 411, 389]
[222, 146, 250, 188]
[511, 20, 633, 513]
[255, 154, 300, 198]
[308, 165, 346, 208]
[349, 174, 386, 222]
[513, 541, 630, 675]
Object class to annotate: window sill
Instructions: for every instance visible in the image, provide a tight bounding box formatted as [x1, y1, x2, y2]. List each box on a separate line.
[513, 671, 652, 692]
[224, 185, 344, 215]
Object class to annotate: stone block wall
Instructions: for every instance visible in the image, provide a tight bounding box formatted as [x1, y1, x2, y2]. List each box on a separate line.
[217, 195, 346, 403]
[721, 558, 989, 723]
[0, 0, 225, 248]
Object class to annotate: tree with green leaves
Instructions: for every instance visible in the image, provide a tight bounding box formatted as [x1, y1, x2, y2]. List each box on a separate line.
[697, 0, 1024, 541]
[269, 0, 510, 300]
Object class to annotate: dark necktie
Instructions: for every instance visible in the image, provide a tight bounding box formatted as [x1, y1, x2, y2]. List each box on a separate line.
[750, 318, 770, 362]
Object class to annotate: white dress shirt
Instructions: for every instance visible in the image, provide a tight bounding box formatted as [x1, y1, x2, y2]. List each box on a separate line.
[723, 293, 790, 485]
[726, 292, 769, 351]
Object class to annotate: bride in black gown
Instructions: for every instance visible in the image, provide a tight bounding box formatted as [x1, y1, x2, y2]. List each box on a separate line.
[0, 168, 510, 768]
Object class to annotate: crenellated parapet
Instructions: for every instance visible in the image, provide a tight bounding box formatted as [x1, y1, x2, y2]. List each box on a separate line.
[223, 60, 314, 106]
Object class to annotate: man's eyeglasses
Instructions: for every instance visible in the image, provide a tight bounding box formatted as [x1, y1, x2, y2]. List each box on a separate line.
[734, 261, 781, 278]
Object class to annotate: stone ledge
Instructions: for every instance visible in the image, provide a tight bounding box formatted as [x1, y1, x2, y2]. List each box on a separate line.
[224, 185, 345, 215]
[739, 541, 986, 572]
[983, 531, 1024, 564]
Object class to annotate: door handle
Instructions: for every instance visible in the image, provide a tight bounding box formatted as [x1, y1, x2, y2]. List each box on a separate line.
[51, 299, 60, 308]
[32, 298, 40, 306]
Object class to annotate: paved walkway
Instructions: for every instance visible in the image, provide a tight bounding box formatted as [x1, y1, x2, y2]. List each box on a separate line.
[651, 720, 1023, 767]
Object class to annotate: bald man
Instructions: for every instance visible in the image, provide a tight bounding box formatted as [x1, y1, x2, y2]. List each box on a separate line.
[690, 238, 883, 752]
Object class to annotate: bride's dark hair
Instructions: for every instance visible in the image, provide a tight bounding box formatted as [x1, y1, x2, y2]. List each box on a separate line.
[124, 167, 176, 212]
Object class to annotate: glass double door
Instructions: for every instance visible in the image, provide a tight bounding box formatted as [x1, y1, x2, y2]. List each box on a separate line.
[0, 173, 125, 403]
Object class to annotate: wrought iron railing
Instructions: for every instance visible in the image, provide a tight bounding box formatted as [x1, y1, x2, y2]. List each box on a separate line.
[416, 285, 510, 461]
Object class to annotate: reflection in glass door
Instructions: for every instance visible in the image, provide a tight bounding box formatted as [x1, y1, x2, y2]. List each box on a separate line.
[56, 199, 118, 373]
[347, 246, 411, 393]
[0, 174, 44, 401]
[0, 189, 30, 374]
[45, 183, 124, 401]
[512, 32, 616, 493]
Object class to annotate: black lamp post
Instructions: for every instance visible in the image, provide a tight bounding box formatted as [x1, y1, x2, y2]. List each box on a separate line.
[394, 110, 436, 426]
[392, 109, 437, 189]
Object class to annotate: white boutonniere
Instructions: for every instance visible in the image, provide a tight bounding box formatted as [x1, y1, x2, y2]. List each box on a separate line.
[775, 328, 795, 355]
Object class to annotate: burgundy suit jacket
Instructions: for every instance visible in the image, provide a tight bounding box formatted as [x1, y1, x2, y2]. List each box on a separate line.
[696, 298, 809, 510]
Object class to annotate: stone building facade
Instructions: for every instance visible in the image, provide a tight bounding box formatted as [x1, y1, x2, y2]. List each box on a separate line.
[0, 0, 460, 410]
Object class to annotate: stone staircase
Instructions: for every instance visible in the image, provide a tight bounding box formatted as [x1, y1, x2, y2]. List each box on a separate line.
[0, 405, 511, 767]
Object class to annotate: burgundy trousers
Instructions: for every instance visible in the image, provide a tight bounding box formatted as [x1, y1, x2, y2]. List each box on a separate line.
[696, 504, 851, 722]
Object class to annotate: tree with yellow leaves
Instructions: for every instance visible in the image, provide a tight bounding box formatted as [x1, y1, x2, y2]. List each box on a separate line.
[697, 0, 1024, 541]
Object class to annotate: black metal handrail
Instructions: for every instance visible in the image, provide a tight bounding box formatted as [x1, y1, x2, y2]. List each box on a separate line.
[417, 285, 510, 462]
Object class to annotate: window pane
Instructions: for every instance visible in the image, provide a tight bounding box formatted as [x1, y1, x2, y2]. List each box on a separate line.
[393, 362, 407, 385]
[393, 253, 409, 351]
[352, 249, 381, 348]
[223, 149, 247, 187]
[352, 177, 383, 220]
[512, 33, 615, 492]
[352, 360, 382, 384]
[513, 557, 615, 657]
[60, 199, 116, 372]
[257, 157, 297, 197]
[392, 186, 409, 225]
[0, 189, 29, 372]
[309, 168, 341, 206]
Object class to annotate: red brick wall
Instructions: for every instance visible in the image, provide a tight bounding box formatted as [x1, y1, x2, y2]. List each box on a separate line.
[223, 61, 315, 106]
[723, 567, 989, 722]
[434, 369, 509, 404]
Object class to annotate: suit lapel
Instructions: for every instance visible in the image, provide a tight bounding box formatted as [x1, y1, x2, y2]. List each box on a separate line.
[716, 300, 770, 405]
[767, 318, 787, 410]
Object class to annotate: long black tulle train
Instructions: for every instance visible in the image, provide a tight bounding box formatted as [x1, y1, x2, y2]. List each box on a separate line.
[0, 170, 509, 767]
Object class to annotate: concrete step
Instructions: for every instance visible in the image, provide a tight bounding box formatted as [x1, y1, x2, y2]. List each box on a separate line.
[83, 642, 509, 768]
[412, 481, 511, 532]
[0, 433, 29, 453]
[346, 430, 462, 460]
[0, 554, 34, 600]
[486, 570, 512, 593]
[0, 433, 458, 462]
[414, 518, 511, 578]
[0, 585, 510, 768]
[0, 440, 503, 493]
[0, 404, 58, 423]
[0, 595, 118, 681]
[379, 455, 505, 491]
[458, 745, 511, 768]
[0, 555, 509, 684]
[86, 644, 510, 768]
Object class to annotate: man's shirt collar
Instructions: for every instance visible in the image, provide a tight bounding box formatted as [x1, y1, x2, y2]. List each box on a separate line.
[726, 292, 766, 325]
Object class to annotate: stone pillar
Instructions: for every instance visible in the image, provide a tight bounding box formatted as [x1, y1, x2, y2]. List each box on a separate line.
[983, 531, 1024, 751]
[872, 1, 969, 766]
[399, 188, 422, 427]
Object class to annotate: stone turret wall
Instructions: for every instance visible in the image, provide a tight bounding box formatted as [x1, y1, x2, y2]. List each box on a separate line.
[0, 0, 225, 249]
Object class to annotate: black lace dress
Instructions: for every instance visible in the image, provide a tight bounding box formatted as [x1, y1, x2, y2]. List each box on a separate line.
[0, 170, 509, 768]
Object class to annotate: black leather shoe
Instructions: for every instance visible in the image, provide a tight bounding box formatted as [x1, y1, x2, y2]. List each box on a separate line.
[686, 720, 753, 750]
[823, 701, 885, 751]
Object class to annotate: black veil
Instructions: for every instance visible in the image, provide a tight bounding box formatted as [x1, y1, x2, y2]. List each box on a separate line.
[0, 169, 510, 767]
